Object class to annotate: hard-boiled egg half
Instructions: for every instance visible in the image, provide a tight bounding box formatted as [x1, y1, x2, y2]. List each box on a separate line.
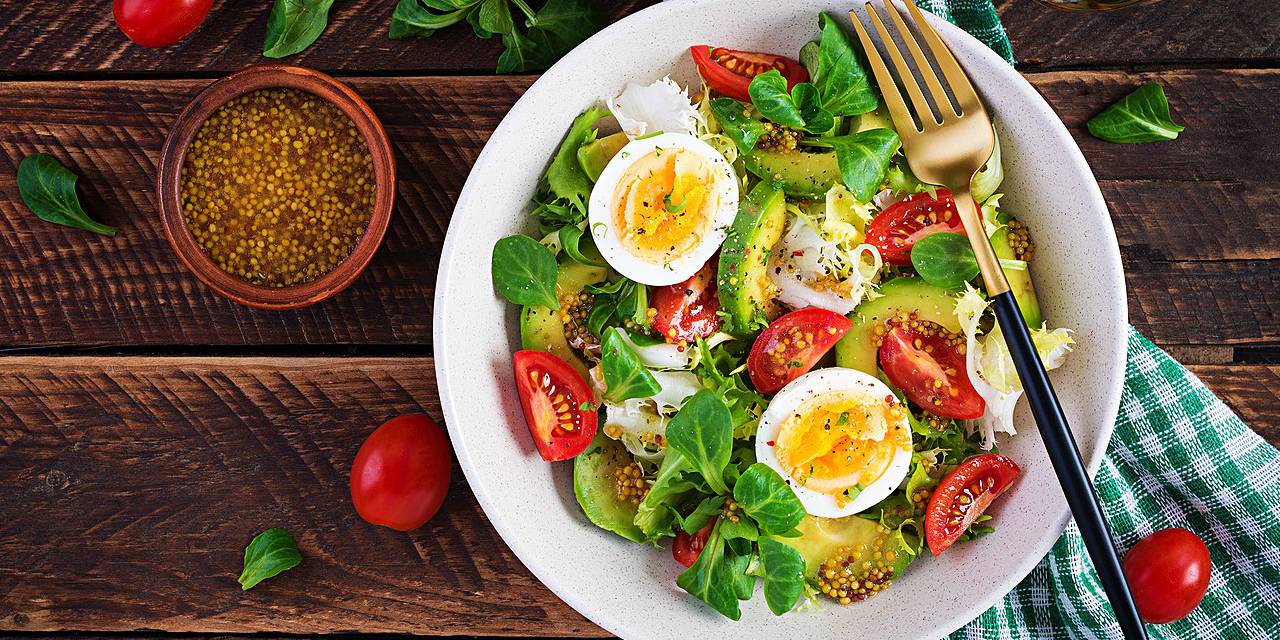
[588, 132, 738, 286]
[755, 367, 913, 518]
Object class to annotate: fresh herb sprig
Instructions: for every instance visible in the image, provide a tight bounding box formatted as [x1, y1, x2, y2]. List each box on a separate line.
[390, 0, 607, 73]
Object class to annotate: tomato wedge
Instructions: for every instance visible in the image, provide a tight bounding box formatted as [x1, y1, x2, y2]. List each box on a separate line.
[690, 45, 809, 103]
[866, 190, 978, 266]
[878, 320, 985, 419]
[673, 518, 717, 567]
[924, 454, 1020, 556]
[513, 350, 598, 461]
[652, 261, 721, 344]
[747, 307, 853, 394]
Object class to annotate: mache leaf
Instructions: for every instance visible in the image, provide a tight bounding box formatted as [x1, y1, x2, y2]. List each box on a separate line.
[757, 537, 805, 615]
[238, 528, 302, 590]
[675, 521, 742, 620]
[820, 128, 901, 201]
[491, 234, 559, 308]
[666, 389, 734, 495]
[732, 463, 805, 535]
[16, 154, 116, 236]
[634, 449, 695, 538]
[1087, 82, 1184, 143]
[814, 13, 879, 116]
[600, 329, 661, 403]
[708, 98, 765, 155]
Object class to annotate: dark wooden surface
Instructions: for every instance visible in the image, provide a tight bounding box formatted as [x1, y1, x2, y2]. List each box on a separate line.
[0, 0, 1275, 637]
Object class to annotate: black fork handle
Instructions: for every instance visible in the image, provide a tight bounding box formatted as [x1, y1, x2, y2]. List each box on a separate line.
[990, 291, 1148, 640]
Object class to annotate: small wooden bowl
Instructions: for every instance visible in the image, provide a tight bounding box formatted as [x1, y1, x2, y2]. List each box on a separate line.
[157, 65, 395, 310]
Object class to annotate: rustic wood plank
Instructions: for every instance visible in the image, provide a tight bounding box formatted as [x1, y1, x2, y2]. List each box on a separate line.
[0, 0, 657, 77]
[0, 357, 1274, 635]
[0, 356, 607, 636]
[998, 0, 1280, 71]
[0, 70, 1275, 348]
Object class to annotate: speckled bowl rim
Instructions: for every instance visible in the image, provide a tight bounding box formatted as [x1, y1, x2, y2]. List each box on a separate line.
[157, 65, 395, 310]
[435, 2, 1125, 638]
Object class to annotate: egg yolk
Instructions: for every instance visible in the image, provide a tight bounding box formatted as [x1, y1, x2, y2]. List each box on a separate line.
[612, 147, 717, 264]
[774, 391, 910, 500]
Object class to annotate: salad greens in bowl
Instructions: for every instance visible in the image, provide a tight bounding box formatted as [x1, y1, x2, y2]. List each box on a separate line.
[435, 1, 1125, 637]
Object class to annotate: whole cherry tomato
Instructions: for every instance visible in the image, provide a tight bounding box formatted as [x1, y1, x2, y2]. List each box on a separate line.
[1123, 528, 1211, 624]
[113, 0, 213, 48]
[350, 414, 452, 531]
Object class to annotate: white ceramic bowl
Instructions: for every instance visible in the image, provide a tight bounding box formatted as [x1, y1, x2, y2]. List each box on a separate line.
[435, 1, 1126, 637]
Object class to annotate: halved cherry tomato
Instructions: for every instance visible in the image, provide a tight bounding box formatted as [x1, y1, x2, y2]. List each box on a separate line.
[1123, 528, 1211, 624]
[690, 45, 809, 103]
[673, 519, 717, 567]
[924, 454, 1020, 556]
[513, 350, 598, 461]
[113, 0, 213, 48]
[747, 307, 853, 394]
[879, 321, 985, 419]
[350, 414, 452, 532]
[866, 190, 979, 266]
[652, 261, 721, 344]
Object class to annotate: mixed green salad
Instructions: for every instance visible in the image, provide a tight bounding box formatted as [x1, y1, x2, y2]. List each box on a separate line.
[489, 13, 1073, 620]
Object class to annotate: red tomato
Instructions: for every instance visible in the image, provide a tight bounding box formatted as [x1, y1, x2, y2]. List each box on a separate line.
[747, 307, 853, 394]
[673, 519, 717, 567]
[652, 261, 721, 343]
[924, 454, 1020, 556]
[350, 414, 452, 532]
[113, 0, 213, 48]
[1123, 528, 1211, 624]
[689, 45, 809, 102]
[866, 190, 978, 266]
[513, 350, 598, 461]
[878, 322, 985, 419]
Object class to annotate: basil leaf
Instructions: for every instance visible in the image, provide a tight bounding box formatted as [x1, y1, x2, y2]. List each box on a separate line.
[708, 98, 765, 155]
[524, 0, 605, 58]
[601, 329, 661, 403]
[263, 0, 336, 58]
[476, 0, 514, 34]
[1086, 82, 1184, 143]
[911, 232, 979, 290]
[677, 495, 726, 534]
[675, 521, 742, 620]
[389, 0, 477, 38]
[748, 70, 805, 129]
[758, 537, 805, 615]
[791, 82, 835, 135]
[732, 463, 805, 535]
[16, 154, 116, 236]
[491, 235, 559, 308]
[544, 106, 609, 217]
[238, 528, 302, 590]
[814, 13, 879, 116]
[634, 449, 694, 538]
[820, 128, 901, 201]
[666, 389, 734, 496]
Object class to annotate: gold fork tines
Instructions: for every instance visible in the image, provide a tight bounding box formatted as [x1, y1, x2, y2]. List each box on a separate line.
[848, 0, 1005, 294]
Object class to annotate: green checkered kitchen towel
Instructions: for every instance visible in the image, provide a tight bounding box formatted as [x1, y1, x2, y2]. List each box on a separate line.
[948, 328, 1280, 638]
[918, 0, 1015, 64]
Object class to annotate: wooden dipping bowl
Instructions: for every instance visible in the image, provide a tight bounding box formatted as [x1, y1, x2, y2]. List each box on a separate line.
[157, 65, 395, 310]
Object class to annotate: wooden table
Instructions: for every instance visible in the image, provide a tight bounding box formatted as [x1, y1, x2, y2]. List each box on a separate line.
[0, 1, 1275, 637]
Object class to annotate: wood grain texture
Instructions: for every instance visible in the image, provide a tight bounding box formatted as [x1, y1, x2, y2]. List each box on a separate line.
[0, 357, 1273, 635]
[0, 357, 605, 636]
[998, 0, 1280, 71]
[1, 70, 1276, 348]
[0, 0, 658, 77]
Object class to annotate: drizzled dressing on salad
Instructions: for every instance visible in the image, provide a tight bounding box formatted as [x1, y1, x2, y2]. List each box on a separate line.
[489, 11, 1073, 620]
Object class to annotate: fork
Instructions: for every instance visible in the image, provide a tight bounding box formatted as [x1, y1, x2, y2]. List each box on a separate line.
[848, 2, 1149, 638]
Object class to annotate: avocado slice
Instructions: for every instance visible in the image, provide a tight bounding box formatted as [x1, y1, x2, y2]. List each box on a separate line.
[717, 183, 788, 334]
[744, 148, 842, 198]
[835, 277, 962, 375]
[520, 261, 608, 381]
[789, 514, 916, 583]
[577, 132, 629, 183]
[854, 107, 896, 133]
[991, 227, 1043, 328]
[574, 430, 645, 542]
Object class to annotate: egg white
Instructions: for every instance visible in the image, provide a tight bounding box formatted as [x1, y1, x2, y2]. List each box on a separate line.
[588, 132, 738, 286]
[755, 367, 913, 518]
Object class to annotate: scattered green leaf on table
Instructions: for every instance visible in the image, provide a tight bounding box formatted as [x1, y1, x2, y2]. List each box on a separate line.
[708, 98, 766, 155]
[1086, 82, 1184, 143]
[733, 463, 805, 535]
[910, 232, 979, 290]
[600, 329, 661, 403]
[238, 528, 302, 590]
[666, 389, 734, 495]
[263, 0, 336, 58]
[16, 154, 116, 237]
[758, 537, 806, 615]
[491, 234, 560, 308]
[818, 128, 901, 201]
[813, 13, 879, 116]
